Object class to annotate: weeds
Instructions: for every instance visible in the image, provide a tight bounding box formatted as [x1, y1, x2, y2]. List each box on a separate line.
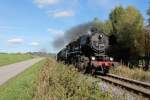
[33, 58, 109, 100]
[110, 66, 150, 83]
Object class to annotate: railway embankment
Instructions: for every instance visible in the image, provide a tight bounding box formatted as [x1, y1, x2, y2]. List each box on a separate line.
[110, 66, 150, 83]
[33, 58, 147, 100]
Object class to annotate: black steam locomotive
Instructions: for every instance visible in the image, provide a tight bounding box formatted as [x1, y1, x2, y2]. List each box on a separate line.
[57, 27, 114, 74]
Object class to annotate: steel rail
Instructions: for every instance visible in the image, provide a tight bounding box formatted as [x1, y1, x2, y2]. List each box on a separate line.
[96, 74, 150, 98]
[107, 74, 150, 89]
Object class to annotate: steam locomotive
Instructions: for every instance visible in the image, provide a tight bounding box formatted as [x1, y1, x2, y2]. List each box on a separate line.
[57, 27, 114, 74]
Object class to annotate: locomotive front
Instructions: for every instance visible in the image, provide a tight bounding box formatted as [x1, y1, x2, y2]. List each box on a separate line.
[88, 28, 114, 74]
[57, 27, 114, 74]
[90, 28, 109, 54]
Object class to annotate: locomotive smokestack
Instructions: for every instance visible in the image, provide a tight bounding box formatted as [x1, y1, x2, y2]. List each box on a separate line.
[91, 27, 98, 34]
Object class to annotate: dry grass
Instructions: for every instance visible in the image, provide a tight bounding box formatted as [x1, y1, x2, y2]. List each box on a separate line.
[110, 66, 150, 83]
[33, 58, 109, 100]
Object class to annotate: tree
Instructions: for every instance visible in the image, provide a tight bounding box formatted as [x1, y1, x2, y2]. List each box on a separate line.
[92, 17, 113, 36]
[109, 6, 144, 66]
[109, 6, 126, 36]
[92, 17, 103, 30]
[142, 3, 150, 70]
[143, 27, 150, 70]
[147, 2, 150, 25]
[102, 20, 113, 36]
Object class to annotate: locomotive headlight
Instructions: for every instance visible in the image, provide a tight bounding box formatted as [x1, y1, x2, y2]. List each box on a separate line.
[91, 57, 96, 60]
[110, 57, 113, 61]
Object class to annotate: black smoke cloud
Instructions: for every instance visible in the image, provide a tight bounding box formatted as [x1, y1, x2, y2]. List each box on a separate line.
[53, 22, 92, 50]
[53, 36, 65, 49]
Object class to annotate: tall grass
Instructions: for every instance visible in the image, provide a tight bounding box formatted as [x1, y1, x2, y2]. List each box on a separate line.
[0, 53, 33, 66]
[33, 58, 110, 100]
[110, 66, 150, 83]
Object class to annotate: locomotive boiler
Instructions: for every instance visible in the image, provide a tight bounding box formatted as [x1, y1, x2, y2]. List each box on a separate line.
[57, 27, 114, 74]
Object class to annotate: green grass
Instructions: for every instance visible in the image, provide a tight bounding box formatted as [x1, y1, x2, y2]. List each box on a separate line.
[0, 53, 33, 66]
[0, 59, 45, 100]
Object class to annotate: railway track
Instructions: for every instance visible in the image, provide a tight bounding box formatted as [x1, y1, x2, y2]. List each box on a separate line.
[96, 74, 150, 98]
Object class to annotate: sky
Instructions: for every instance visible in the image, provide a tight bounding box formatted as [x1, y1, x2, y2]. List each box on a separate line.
[0, 0, 149, 53]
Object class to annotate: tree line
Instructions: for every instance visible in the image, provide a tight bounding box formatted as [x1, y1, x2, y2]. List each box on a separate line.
[63, 5, 150, 70]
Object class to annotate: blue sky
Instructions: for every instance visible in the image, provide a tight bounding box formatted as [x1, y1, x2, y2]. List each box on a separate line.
[0, 0, 149, 53]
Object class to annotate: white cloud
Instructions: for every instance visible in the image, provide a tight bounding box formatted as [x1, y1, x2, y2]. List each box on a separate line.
[48, 10, 74, 18]
[48, 28, 64, 36]
[30, 42, 39, 46]
[35, 0, 59, 8]
[8, 38, 24, 45]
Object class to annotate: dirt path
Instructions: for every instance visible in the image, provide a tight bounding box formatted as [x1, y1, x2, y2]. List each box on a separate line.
[0, 58, 44, 85]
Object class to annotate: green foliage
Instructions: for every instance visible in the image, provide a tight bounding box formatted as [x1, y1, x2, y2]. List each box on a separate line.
[102, 20, 113, 36]
[92, 17, 113, 36]
[0, 53, 33, 66]
[33, 59, 110, 100]
[109, 6, 144, 65]
[147, 2, 150, 25]
[0, 59, 45, 100]
[109, 6, 125, 34]
[110, 6, 143, 47]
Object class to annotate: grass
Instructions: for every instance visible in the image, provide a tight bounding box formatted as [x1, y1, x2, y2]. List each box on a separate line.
[0, 53, 33, 66]
[110, 66, 150, 83]
[33, 58, 110, 100]
[33, 59, 143, 100]
[0, 59, 45, 100]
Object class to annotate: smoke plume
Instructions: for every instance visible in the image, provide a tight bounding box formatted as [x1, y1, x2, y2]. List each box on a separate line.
[53, 22, 92, 49]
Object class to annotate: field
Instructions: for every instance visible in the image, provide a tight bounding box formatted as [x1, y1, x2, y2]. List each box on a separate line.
[0, 53, 33, 66]
[110, 66, 150, 83]
[0, 59, 45, 100]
